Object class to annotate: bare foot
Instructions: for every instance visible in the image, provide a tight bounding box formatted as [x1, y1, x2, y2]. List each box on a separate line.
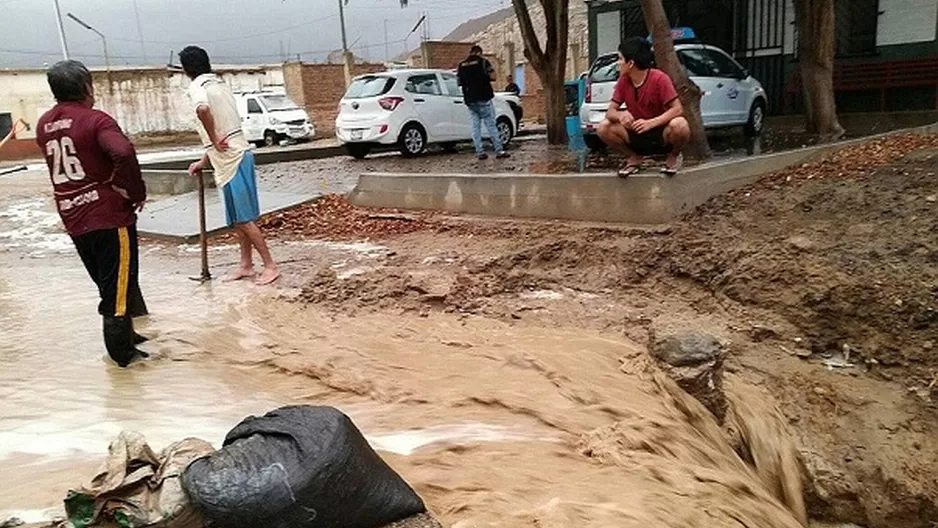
[224, 267, 255, 282]
[255, 266, 280, 286]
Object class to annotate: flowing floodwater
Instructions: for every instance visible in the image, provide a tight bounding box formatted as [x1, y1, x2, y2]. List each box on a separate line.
[0, 172, 553, 523]
[1, 170, 818, 528]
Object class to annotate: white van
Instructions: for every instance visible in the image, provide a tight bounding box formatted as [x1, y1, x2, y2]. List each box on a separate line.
[235, 91, 316, 147]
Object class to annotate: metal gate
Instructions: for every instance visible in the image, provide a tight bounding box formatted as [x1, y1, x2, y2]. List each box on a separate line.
[605, 0, 787, 114]
[733, 0, 787, 115]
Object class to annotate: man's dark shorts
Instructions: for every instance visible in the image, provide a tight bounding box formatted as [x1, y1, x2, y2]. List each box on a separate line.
[627, 126, 670, 156]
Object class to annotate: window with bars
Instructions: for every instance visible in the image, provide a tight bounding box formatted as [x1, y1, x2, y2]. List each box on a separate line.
[835, 0, 879, 56]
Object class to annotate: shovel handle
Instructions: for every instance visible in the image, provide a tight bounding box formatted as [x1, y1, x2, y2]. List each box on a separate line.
[197, 173, 211, 280]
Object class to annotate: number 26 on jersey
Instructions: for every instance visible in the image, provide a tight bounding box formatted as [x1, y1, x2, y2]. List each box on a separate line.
[46, 137, 86, 184]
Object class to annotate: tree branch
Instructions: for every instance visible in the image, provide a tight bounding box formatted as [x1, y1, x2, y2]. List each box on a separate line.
[512, 0, 546, 71]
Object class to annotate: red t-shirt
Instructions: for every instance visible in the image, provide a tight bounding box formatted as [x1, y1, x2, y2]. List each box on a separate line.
[611, 68, 679, 121]
[36, 103, 146, 237]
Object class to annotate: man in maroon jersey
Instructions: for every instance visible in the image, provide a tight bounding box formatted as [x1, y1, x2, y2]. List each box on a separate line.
[36, 60, 150, 368]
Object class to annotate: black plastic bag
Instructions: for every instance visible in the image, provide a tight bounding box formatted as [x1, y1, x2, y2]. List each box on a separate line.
[182, 405, 426, 528]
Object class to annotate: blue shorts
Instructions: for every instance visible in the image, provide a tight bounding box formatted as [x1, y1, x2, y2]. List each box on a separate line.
[220, 151, 260, 227]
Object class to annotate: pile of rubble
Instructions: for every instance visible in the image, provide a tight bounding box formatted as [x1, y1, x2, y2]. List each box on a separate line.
[259, 195, 439, 241]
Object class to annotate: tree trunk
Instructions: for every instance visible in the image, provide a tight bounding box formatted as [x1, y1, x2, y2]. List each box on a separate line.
[793, 0, 844, 137]
[542, 61, 567, 144]
[512, 0, 570, 145]
[638, 0, 711, 159]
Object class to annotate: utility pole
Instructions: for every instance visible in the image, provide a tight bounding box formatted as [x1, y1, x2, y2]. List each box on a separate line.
[337, 0, 352, 85]
[53, 0, 69, 60]
[132, 0, 148, 63]
[384, 19, 389, 62]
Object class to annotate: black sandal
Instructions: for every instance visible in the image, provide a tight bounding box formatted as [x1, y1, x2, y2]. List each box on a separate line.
[660, 154, 683, 176]
[618, 164, 642, 178]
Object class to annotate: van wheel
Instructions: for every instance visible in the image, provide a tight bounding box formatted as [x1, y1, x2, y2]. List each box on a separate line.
[496, 117, 514, 147]
[744, 101, 765, 137]
[398, 123, 427, 157]
[263, 130, 280, 147]
[345, 144, 372, 159]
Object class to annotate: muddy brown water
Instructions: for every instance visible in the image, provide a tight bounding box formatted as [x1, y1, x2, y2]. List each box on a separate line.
[1, 169, 834, 527]
[0, 176, 559, 523]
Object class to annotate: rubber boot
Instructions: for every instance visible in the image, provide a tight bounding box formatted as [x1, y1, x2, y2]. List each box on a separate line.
[103, 315, 149, 367]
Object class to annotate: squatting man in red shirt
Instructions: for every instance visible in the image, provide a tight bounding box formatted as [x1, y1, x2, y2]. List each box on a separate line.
[36, 60, 150, 368]
[597, 37, 691, 177]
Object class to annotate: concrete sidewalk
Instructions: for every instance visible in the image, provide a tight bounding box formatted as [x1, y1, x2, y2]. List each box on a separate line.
[348, 122, 938, 225]
[137, 190, 319, 242]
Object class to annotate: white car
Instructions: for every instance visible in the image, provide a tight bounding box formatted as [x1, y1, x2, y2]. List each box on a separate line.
[580, 41, 767, 151]
[236, 91, 316, 147]
[336, 69, 518, 159]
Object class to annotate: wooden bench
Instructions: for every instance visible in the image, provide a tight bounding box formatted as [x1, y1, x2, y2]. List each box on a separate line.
[787, 56, 938, 111]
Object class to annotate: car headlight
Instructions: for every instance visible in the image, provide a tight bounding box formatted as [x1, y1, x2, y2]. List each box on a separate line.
[269, 117, 282, 125]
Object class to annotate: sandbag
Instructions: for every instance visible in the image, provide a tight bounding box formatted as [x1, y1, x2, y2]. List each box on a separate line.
[181, 405, 426, 528]
[64, 432, 213, 528]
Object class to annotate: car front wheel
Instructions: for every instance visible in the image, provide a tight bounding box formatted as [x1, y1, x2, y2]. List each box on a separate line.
[744, 101, 765, 137]
[398, 123, 427, 158]
[263, 130, 280, 147]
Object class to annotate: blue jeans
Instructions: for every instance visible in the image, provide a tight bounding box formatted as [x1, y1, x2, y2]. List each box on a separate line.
[467, 100, 503, 154]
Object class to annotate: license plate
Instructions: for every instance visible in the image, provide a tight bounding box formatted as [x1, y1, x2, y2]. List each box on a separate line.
[351, 129, 363, 140]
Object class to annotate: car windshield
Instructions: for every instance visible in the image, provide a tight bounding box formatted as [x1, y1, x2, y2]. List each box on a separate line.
[590, 54, 619, 84]
[345, 76, 396, 99]
[260, 95, 299, 111]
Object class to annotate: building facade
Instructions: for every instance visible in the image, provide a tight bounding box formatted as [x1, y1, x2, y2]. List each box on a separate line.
[586, 0, 938, 115]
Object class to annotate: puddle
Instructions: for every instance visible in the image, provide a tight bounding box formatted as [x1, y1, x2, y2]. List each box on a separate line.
[0, 198, 72, 256]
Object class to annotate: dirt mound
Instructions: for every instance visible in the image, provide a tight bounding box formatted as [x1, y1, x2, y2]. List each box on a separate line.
[647, 135, 938, 388]
[299, 238, 634, 315]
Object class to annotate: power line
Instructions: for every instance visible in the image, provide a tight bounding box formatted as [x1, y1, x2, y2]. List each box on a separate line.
[0, 37, 412, 63]
[107, 14, 339, 46]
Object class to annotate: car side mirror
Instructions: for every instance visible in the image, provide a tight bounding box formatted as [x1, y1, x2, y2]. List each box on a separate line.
[739, 69, 750, 79]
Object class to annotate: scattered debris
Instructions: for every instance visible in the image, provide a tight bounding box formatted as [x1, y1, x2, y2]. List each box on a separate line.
[258, 195, 438, 241]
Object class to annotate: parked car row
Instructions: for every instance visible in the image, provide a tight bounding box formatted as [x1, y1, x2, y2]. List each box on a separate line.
[233, 68, 523, 160]
[238, 29, 765, 160]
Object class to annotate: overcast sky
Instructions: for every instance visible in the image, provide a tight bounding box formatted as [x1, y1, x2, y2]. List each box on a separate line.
[1, 0, 508, 68]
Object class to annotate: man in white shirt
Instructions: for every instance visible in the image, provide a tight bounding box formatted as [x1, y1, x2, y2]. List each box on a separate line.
[181, 46, 279, 285]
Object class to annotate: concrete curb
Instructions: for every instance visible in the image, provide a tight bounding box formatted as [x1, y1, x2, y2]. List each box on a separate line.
[347, 121, 938, 225]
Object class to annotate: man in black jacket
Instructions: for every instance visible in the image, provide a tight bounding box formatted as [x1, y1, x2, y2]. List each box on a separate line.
[457, 45, 510, 160]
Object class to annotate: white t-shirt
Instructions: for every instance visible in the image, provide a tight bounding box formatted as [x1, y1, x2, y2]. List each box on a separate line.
[187, 73, 250, 187]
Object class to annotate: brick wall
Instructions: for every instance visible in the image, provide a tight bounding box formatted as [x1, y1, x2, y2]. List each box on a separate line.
[418, 41, 475, 70]
[284, 62, 386, 136]
[521, 63, 546, 123]
[1, 138, 40, 161]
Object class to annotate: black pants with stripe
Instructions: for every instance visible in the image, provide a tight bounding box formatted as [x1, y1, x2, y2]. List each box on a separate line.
[72, 224, 147, 365]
